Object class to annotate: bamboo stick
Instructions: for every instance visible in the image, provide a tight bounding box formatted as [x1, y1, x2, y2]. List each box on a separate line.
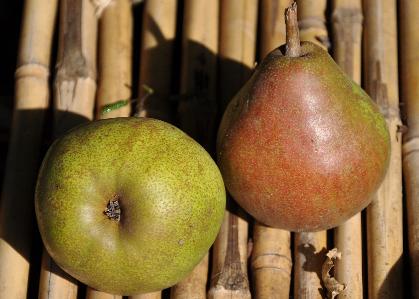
[250, 1, 293, 298]
[400, 1, 419, 298]
[177, 0, 218, 151]
[85, 1, 132, 298]
[38, 0, 98, 298]
[170, 254, 208, 298]
[259, 0, 293, 58]
[296, 0, 330, 49]
[208, 1, 257, 298]
[251, 223, 292, 299]
[171, 1, 218, 297]
[136, 0, 177, 123]
[331, 0, 363, 298]
[86, 289, 122, 299]
[217, 0, 258, 114]
[293, 1, 329, 298]
[0, 0, 58, 298]
[363, 1, 404, 298]
[294, 232, 328, 299]
[95, 0, 133, 120]
[130, 292, 161, 299]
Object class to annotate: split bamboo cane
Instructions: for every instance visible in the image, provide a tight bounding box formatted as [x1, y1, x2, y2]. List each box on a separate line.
[363, 1, 404, 298]
[293, 1, 329, 298]
[38, 0, 98, 298]
[170, 1, 218, 298]
[208, 209, 251, 299]
[331, 0, 363, 298]
[136, 0, 177, 123]
[132, 1, 177, 298]
[250, 1, 293, 298]
[400, 1, 419, 298]
[85, 1, 132, 298]
[0, 0, 58, 298]
[207, 1, 257, 298]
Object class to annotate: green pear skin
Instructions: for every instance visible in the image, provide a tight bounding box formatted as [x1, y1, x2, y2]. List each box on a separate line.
[217, 41, 390, 232]
[35, 117, 226, 295]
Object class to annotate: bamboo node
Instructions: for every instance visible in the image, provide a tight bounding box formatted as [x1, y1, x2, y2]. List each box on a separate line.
[15, 63, 50, 79]
[251, 253, 292, 274]
[322, 248, 346, 299]
[402, 137, 419, 157]
[332, 8, 363, 26]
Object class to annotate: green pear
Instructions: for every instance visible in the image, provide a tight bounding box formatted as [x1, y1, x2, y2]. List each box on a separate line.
[35, 117, 225, 295]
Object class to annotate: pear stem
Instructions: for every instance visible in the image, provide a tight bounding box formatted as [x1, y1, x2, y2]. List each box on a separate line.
[285, 2, 301, 57]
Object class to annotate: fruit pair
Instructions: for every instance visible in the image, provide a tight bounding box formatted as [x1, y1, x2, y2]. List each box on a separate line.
[35, 3, 389, 295]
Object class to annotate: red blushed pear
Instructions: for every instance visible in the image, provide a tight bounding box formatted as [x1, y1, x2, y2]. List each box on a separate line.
[217, 3, 390, 232]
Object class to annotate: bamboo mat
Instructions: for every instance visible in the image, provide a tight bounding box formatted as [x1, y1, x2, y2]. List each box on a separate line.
[0, 0, 415, 298]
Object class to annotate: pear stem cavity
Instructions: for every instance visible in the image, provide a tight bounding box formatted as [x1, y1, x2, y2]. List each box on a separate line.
[285, 2, 301, 57]
[104, 198, 121, 222]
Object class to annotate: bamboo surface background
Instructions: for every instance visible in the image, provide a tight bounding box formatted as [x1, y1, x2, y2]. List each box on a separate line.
[0, 0, 415, 298]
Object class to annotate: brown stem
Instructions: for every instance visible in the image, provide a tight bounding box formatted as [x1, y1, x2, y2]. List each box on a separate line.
[285, 2, 300, 57]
